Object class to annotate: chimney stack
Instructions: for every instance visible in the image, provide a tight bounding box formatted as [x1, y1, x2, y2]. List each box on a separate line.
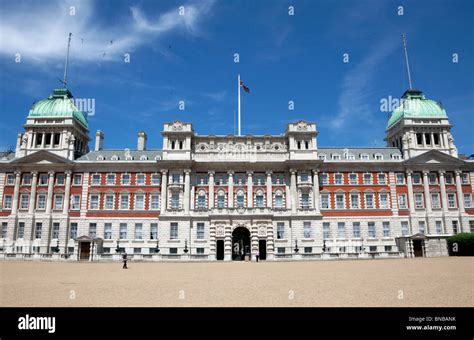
[137, 131, 147, 151]
[95, 130, 104, 151]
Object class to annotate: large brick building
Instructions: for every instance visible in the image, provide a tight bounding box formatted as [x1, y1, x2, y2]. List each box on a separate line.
[0, 87, 473, 261]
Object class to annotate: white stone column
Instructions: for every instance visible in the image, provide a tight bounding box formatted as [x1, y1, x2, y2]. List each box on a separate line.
[285, 174, 291, 210]
[190, 186, 195, 210]
[422, 171, 432, 213]
[28, 172, 38, 214]
[266, 171, 272, 209]
[11, 171, 21, 215]
[228, 171, 234, 208]
[439, 171, 449, 213]
[406, 171, 415, 214]
[184, 169, 191, 214]
[290, 169, 297, 213]
[247, 171, 253, 208]
[160, 170, 168, 212]
[313, 170, 320, 213]
[45, 171, 55, 214]
[455, 170, 465, 213]
[62, 171, 72, 214]
[208, 171, 215, 209]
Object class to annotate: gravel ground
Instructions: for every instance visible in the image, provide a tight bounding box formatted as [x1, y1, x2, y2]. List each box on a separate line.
[1, 257, 472, 307]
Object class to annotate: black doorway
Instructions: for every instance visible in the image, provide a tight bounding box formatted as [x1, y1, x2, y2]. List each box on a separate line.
[216, 240, 224, 260]
[413, 240, 423, 257]
[232, 227, 250, 261]
[258, 240, 267, 260]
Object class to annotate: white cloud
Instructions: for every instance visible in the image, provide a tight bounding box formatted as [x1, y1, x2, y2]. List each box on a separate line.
[0, 0, 215, 62]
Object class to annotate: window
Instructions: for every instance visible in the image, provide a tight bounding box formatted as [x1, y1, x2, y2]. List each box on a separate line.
[335, 194, 344, 209]
[134, 194, 145, 210]
[73, 174, 82, 185]
[170, 223, 178, 240]
[382, 222, 390, 237]
[379, 193, 389, 209]
[318, 154, 326, 160]
[56, 174, 65, 185]
[197, 223, 205, 239]
[334, 174, 343, 185]
[300, 172, 309, 183]
[69, 223, 77, 239]
[91, 174, 101, 185]
[196, 248, 205, 254]
[349, 173, 357, 185]
[377, 173, 386, 185]
[54, 194, 63, 210]
[6, 174, 15, 185]
[122, 174, 131, 185]
[461, 173, 469, 184]
[384, 246, 392, 252]
[136, 174, 145, 185]
[105, 194, 114, 210]
[320, 194, 329, 209]
[452, 221, 458, 234]
[350, 193, 359, 209]
[90, 194, 100, 209]
[104, 223, 112, 239]
[368, 222, 376, 238]
[398, 194, 407, 209]
[217, 194, 226, 208]
[470, 221, 474, 233]
[463, 194, 472, 208]
[412, 173, 422, 185]
[39, 174, 48, 185]
[197, 194, 206, 209]
[71, 195, 80, 210]
[274, 192, 284, 209]
[428, 173, 437, 185]
[277, 247, 285, 254]
[396, 173, 405, 184]
[319, 173, 328, 185]
[167, 192, 179, 209]
[119, 223, 127, 239]
[346, 153, 355, 160]
[3, 195, 12, 209]
[304, 247, 312, 254]
[447, 193, 456, 208]
[150, 223, 158, 240]
[134, 248, 141, 254]
[1, 222, 7, 238]
[337, 222, 345, 239]
[365, 193, 374, 209]
[401, 221, 409, 236]
[106, 174, 115, 185]
[363, 173, 372, 185]
[255, 194, 264, 208]
[414, 193, 424, 209]
[435, 221, 443, 234]
[169, 248, 178, 254]
[416, 133, 423, 145]
[89, 223, 97, 238]
[172, 174, 180, 184]
[332, 154, 341, 160]
[120, 194, 129, 210]
[369, 246, 377, 252]
[20, 194, 29, 210]
[22, 174, 32, 185]
[352, 222, 360, 238]
[150, 194, 160, 210]
[303, 222, 311, 239]
[135, 223, 142, 240]
[430, 193, 440, 209]
[17, 222, 25, 239]
[323, 222, 330, 240]
[151, 174, 160, 185]
[236, 194, 245, 207]
[35, 222, 42, 239]
[445, 173, 453, 184]
[360, 154, 369, 160]
[277, 223, 285, 239]
[374, 154, 383, 160]
[52, 222, 60, 239]
[35, 194, 46, 210]
[392, 154, 401, 160]
[300, 193, 310, 209]
[419, 221, 425, 234]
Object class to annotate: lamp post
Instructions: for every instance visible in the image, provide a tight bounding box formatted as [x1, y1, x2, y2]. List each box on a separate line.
[322, 239, 327, 253]
[294, 238, 299, 253]
[115, 239, 120, 254]
[183, 239, 189, 254]
[54, 239, 60, 253]
[155, 238, 160, 254]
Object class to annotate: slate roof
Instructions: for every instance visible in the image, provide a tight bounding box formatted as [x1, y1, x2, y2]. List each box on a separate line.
[77, 149, 163, 162]
[318, 147, 402, 161]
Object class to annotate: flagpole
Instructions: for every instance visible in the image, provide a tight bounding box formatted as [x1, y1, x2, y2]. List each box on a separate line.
[238, 74, 241, 136]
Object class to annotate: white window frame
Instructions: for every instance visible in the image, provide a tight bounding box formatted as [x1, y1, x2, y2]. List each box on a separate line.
[363, 173, 372, 185]
[382, 222, 390, 237]
[379, 193, 389, 209]
[352, 222, 361, 238]
[134, 194, 145, 210]
[53, 194, 63, 210]
[71, 195, 80, 210]
[3, 195, 12, 209]
[121, 173, 131, 185]
[431, 193, 440, 209]
[37, 194, 47, 210]
[303, 222, 311, 239]
[447, 193, 456, 208]
[150, 194, 160, 210]
[90, 194, 100, 210]
[365, 193, 374, 209]
[170, 223, 179, 240]
[73, 174, 82, 186]
[136, 174, 146, 186]
[106, 174, 115, 186]
[105, 194, 115, 210]
[276, 223, 285, 239]
[414, 193, 424, 209]
[120, 194, 130, 210]
[398, 194, 407, 209]
[377, 173, 386, 185]
[349, 173, 358, 185]
[20, 194, 29, 210]
[396, 173, 405, 185]
[463, 194, 472, 208]
[196, 223, 205, 240]
[335, 194, 345, 209]
[334, 173, 343, 185]
[320, 194, 329, 209]
[350, 193, 359, 209]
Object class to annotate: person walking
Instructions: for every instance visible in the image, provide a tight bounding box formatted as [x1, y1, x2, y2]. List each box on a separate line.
[122, 251, 128, 269]
[256, 250, 260, 262]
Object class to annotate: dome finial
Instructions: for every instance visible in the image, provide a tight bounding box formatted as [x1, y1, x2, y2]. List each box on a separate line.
[60, 33, 73, 89]
[402, 33, 414, 90]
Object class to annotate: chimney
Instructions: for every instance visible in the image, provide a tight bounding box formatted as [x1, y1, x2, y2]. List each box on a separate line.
[137, 131, 147, 151]
[95, 130, 104, 151]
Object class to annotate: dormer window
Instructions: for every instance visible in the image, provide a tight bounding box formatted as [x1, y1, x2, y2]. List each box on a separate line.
[125, 155, 133, 161]
[97, 155, 105, 161]
[374, 154, 383, 160]
[140, 155, 148, 161]
[318, 154, 326, 160]
[346, 153, 355, 160]
[360, 154, 369, 160]
[111, 155, 119, 161]
[332, 154, 341, 160]
[391, 154, 401, 160]
[154, 155, 161, 161]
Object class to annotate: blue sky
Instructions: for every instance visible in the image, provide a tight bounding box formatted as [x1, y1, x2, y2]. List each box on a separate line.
[0, 0, 473, 154]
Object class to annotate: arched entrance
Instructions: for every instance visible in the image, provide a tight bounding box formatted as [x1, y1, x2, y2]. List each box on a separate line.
[232, 227, 251, 261]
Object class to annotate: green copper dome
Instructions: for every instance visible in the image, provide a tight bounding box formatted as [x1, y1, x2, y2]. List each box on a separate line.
[386, 89, 447, 129]
[28, 88, 88, 128]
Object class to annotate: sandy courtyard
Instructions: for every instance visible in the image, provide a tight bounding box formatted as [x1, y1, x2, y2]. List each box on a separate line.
[1, 257, 473, 307]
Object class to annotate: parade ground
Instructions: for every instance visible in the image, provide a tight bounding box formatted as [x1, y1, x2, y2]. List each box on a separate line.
[1, 257, 472, 307]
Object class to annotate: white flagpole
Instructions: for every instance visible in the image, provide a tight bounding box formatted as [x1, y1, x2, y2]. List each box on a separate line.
[238, 74, 241, 136]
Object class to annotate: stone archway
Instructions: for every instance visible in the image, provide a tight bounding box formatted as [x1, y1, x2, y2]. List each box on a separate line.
[232, 226, 251, 261]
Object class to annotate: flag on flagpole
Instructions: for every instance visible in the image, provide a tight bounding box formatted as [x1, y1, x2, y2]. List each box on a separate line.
[240, 80, 250, 93]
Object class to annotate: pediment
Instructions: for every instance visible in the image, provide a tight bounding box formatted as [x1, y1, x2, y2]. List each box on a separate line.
[10, 150, 73, 165]
[404, 150, 464, 166]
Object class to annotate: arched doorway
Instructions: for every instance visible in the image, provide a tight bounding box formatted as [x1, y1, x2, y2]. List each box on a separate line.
[232, 227, 250, 261]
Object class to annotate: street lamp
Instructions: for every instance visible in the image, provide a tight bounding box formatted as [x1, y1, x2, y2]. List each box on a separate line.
[155, 238, 160, 254]
[115, 239, 120, 253]
[294, 238, 299, 253]
[322, 239, 327, 253]
[183, 239, 189, 254]
[54, 239, 60, 253]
